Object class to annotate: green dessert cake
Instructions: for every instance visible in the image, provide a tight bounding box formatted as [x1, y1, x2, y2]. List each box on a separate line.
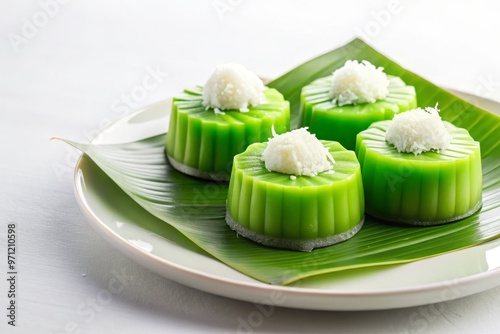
[300, 60, 416, 150]
[166, 63, 290, 181]
[226, 128, 365, 251]
[356, 105, 482, 225]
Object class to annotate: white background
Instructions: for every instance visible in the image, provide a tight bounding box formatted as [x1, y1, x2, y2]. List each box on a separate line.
[1, 0, 500, 333]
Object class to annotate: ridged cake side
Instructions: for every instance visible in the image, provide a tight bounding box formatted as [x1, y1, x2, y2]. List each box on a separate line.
[166, 86, 290, 180]
[356, 120, 482, 225]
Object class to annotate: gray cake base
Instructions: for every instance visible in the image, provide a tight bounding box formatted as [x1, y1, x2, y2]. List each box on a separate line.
[167, 154, 230, 181]
[225, 209, 364, 252]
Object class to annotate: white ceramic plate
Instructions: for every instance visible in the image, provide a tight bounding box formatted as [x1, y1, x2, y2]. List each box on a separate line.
[74, 91, 500, 311]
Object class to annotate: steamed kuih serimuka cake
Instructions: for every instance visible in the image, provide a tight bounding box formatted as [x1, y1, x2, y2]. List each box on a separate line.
[226, 128, 365, 252]
[356, 105, 482, 225]
[166, 64, 290, 181]
[300, 60, 417, 150]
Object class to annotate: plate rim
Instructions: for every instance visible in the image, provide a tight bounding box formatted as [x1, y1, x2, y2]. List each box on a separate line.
[72, 91, 500, 311]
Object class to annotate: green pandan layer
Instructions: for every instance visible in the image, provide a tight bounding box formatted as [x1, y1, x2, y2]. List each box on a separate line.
[226, 141, 364, 251]
[356, 121, 482, 225]
[166, 86, 290, 181]
[300, 75, 416, 150]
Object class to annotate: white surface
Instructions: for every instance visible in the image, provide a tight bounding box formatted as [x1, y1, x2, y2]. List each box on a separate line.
[1, 0, 500, 333]
[75, 97, 500, 311]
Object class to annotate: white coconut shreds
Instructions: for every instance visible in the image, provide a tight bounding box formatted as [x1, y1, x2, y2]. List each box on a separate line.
[328, 60, 389, 106]
[202, 63, 264, 112]
[261, 128, 335, 177]
[385, 105, 452, 155]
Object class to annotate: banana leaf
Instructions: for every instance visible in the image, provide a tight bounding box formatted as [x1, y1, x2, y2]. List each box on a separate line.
[64, 38, 500, 285]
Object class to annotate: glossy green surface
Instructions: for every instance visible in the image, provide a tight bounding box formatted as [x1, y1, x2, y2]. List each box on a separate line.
[64, 39, 500, 285]
[300, 75, 416, 150]
[227, 141, 364, 242]
[166, 86, 290, 179]
[356, 120, 482, 225]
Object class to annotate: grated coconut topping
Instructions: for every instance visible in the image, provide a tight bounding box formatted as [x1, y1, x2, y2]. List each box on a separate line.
[202, 63, 264, 112]
[262, 128, 335, 177]
[385, 105, 452, 155]
[329, 60, 389, 106]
